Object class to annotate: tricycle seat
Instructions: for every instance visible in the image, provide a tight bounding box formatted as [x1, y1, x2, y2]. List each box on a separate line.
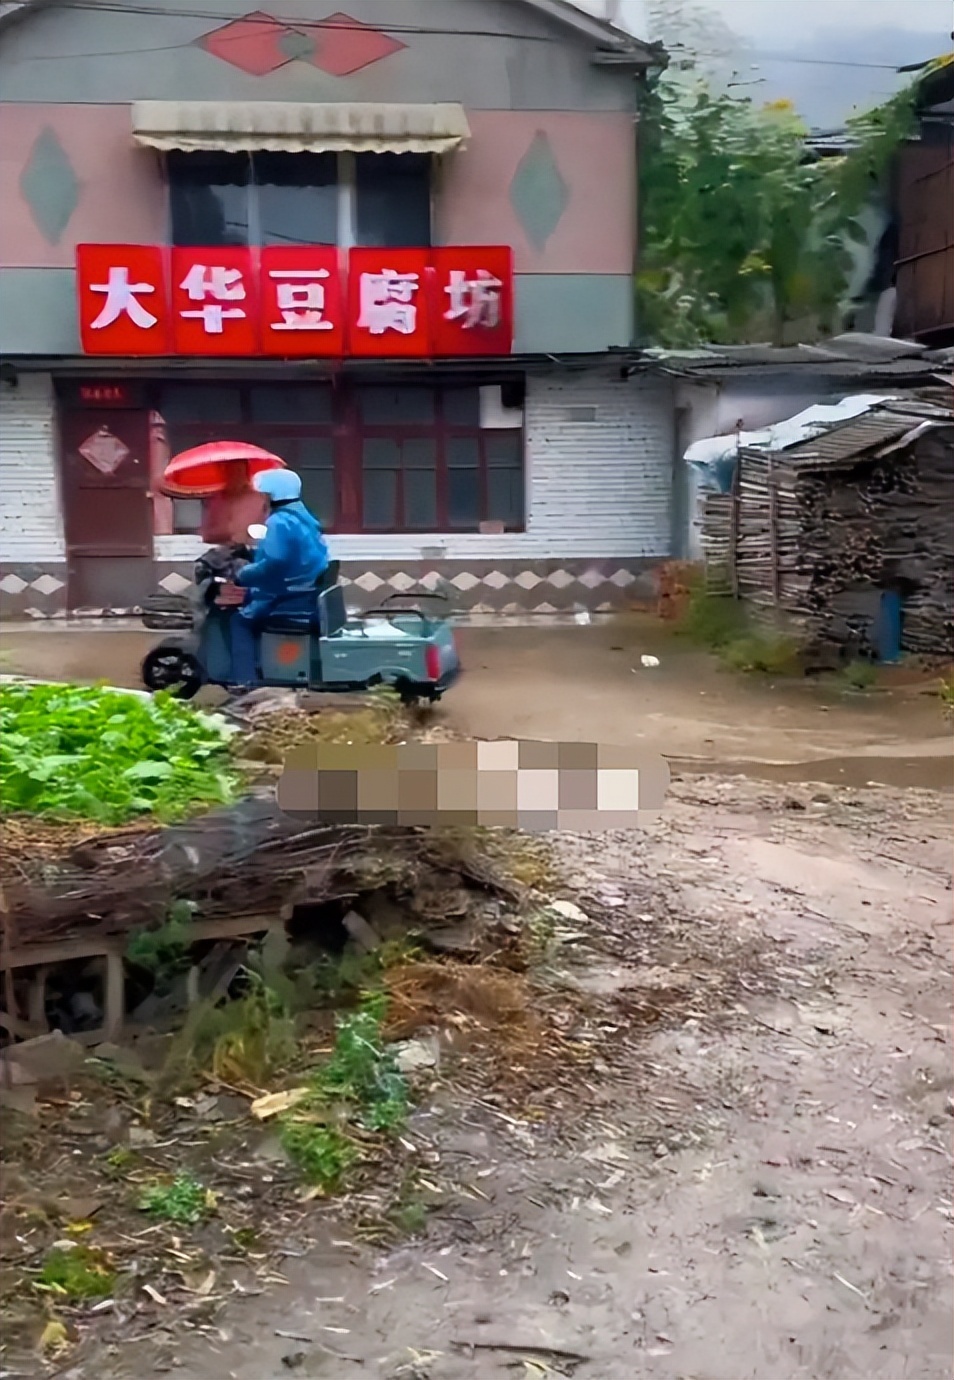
[265, 610, 319, 633]
[262, 584, 348, 637]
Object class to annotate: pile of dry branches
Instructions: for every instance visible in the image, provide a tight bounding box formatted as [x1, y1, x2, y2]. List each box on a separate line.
[0, 794, 521, 956]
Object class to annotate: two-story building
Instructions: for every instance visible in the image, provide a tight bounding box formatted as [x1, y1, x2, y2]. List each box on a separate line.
[0, 0, 674, 618]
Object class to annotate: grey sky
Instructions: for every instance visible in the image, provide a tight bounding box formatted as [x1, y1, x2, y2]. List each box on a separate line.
[615, 0, 953, 126]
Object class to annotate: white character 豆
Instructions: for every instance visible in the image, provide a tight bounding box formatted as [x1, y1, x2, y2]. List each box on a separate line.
[269, 268, 333, 332]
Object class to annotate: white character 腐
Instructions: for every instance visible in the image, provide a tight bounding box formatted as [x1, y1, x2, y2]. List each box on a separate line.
[269, 268, 333, 332]
[179, 263, 246, 334]
[358, 270, 419, 335]
[444, 269, 502, 329]
[89, 266, 158, 330]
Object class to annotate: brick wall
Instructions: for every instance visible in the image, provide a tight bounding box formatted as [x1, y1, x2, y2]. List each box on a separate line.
[156, 370, 675, 566]
[0, 372, 68, 615]
[2, 367, 676, 618]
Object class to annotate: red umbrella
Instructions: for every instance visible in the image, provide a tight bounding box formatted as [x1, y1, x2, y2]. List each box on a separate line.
[160, 441, 287, 497]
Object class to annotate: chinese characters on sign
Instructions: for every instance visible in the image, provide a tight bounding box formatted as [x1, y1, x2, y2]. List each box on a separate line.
[77, 246, 171, 355]
[76, 245, 514, 358]
[348, 249, 430, 356]
[431, 247, 513, 356]
[171, 249, 258, 356]
[78, 384, 133, 406]
[260, 247, 344, 356]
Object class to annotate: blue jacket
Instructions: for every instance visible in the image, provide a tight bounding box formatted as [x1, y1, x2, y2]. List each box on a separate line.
[235, 500, 328, 601]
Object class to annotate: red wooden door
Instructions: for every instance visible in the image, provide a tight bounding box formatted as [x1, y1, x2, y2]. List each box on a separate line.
[60, 408, 155, 610]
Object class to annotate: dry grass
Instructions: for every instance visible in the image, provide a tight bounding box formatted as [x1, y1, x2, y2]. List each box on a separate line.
[385, 960, 535, 1035]
[238, 700, 409, 764]
[381, 960, 562, 1087]
[0, 815, 156, 896]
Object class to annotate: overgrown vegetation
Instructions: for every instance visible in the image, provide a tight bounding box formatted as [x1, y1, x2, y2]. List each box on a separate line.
[0, 683, 239, 824]
[284, 938, 423, 1006]
[839, 659, 878, 692]
[938, 675, 954, 714]
[158, 973, 298, 1093]
[138, 1173, 215, 1224]
[36, 1246, 115, 1301]
[125, 900, 196, 979]
[279, 993, 409, 1192]
[638, 0, 925, 346]
[676, 578, 802, 674]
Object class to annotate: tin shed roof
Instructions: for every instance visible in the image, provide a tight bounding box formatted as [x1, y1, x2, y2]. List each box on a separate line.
[746, 396, 954, 472]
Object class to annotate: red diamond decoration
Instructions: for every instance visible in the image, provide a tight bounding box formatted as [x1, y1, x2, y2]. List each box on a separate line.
[300, 12, 406, 76]
[198, 12, 293, 76]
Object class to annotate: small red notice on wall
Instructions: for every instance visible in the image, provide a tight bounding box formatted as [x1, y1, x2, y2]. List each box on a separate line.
[77, 244, 171, 355]
[75, 245, 514, 358]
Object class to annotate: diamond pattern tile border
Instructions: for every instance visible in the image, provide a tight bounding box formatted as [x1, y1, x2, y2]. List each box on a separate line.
[2, 561, 660, 619]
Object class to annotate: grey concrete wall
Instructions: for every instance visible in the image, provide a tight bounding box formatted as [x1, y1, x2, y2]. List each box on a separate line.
[0, 0, 636, 110]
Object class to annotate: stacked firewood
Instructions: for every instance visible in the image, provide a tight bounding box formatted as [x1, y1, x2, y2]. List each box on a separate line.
[702, 418, 954, 657]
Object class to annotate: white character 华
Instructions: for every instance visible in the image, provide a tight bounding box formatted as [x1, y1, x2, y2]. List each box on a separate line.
[269, 269, 333, 332]
[358, 270, 419, 335]
[89, 266, 159, 330]
[180, 263, 247, 334]
[444, 269, 502, 329]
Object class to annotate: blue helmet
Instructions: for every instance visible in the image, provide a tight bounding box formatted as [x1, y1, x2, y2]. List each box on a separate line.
[254, 468, 302, 502]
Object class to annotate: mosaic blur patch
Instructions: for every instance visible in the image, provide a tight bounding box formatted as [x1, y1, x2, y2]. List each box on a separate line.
[277, 740, 670, 829]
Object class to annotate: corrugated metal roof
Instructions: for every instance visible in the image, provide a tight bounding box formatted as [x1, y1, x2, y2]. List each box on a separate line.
[647, 334, 950, 378]
[770, 414, 921, 469]
[746, 398, 954, 472]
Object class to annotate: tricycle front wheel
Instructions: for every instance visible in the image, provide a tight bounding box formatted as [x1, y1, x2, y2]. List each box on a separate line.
[142, 646, 204, 700]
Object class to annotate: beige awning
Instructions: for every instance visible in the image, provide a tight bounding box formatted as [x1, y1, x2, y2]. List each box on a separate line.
[131, 101, 470, 154]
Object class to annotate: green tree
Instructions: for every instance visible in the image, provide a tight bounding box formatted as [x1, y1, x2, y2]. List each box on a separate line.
[636, 1, 922, 347]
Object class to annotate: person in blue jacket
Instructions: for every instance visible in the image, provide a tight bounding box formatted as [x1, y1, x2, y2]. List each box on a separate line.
[228, 468, 329, 688]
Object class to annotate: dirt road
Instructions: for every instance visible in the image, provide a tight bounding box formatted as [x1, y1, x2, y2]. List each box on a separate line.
[3, 619, 952, 790]
[3, 624, 951, 1377]
[76, 772, 951, 1380]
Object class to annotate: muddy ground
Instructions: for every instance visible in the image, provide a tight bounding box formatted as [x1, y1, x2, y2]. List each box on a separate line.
[4, 771, 950, 1380]
[2, 624, 952, 1378]
[3, 618, 952, 790]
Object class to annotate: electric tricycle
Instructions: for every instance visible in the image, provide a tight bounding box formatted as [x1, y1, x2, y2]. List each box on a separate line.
[140, 543, 461, 705]
[143, 439, 460, 705]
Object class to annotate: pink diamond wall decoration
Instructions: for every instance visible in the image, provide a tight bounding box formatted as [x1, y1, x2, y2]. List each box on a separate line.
[198, 12, 294, 76]
[78, 428, 130, 476]
[198, 10, 405, 77]
[303, 13, 406, 76]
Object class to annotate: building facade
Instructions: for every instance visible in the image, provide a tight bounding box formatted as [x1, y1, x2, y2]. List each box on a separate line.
[0, 0, 674, 619]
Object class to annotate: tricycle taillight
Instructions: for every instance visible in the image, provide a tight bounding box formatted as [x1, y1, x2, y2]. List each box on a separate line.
[425, 644, 441, 681]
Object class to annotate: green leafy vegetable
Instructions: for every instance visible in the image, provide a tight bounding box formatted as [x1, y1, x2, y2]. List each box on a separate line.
[0, 683, 239, 824]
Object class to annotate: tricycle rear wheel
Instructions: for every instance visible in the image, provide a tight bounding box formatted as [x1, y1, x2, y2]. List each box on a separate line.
[142, 646, 204, 700]
[396, 680, 439, 707]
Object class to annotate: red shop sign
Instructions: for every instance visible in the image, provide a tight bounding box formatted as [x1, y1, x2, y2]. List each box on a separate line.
[346, 248, 432, 358]
[429, 246, 514, 356]
[171, 247, 260, 356]
[259, 246, 345, 356]
[74, 245, 515, 358]
[76, 244, 171, 356]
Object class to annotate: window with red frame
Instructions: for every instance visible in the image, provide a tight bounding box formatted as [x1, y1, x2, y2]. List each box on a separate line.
[153, 380, 524, 536]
